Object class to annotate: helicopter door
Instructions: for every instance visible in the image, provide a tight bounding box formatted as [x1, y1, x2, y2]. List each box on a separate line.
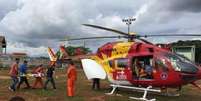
[131, 55, 154, 80]
[81, 59, 106, 80]
[153, 55, 169, 81]
[131, 56, 155, 86]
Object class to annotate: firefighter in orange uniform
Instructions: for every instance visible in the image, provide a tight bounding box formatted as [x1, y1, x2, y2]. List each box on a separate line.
[66, 61, 77, 97]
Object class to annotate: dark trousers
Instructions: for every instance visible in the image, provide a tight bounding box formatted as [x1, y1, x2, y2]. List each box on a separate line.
[17, 76, 30, 89]
[92, 78, 100, 90]
[44, 77, 56, 89]
[10, 76, 18, 91]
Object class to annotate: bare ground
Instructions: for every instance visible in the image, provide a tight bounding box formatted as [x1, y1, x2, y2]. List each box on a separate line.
[0, 69, 201, 101]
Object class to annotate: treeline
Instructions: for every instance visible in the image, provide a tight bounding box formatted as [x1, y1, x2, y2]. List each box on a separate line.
[172, 40, 201, 47]
[57, 46, 92, 56]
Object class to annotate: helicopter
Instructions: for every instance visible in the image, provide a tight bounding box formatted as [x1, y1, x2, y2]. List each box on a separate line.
[79, 24, 201, 87]
[49, 24, 201, 100]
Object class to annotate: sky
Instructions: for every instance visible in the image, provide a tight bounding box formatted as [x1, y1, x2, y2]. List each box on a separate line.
[0, 0, 201, 57]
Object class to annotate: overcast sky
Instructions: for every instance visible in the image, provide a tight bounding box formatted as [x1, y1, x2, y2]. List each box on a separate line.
[0, 0, 201, 57]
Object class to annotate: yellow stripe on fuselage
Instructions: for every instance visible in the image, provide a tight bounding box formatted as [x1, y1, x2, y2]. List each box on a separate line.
[111, 42, 134, 58]
[91, 42, 134, 75]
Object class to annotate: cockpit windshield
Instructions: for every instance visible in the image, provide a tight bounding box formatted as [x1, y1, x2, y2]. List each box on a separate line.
[162, 52, 198, 74]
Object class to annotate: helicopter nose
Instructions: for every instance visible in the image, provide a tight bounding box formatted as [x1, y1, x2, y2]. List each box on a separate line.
[197, 67, 201, 80]
[180, 67, 201, 83]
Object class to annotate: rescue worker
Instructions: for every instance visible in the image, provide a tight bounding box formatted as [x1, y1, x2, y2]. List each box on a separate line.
[67, 61, 77, 97]
[32, 64, 44, 89]
[136, 60, 146, 78]
[137, 61, 147, 78]
[17, 60, 31, 89]
[44, 64, 56, 89]
[8, 58, 20, 91]
[139, 67, 147, 78]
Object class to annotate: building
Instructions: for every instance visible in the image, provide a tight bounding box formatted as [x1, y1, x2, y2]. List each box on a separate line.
[156, 40, 201, 65]
[171, 40, 201, 64]
[29, 57, 49, 68]
[172, 46, 195, 61]
[0, 52, 28, 68]
[12, 52, 28, 61]
[0, 36, 6, 54]
[0, 36, 49, 68]
[0, 54, 11, 68]
[0, 53, 49, 68]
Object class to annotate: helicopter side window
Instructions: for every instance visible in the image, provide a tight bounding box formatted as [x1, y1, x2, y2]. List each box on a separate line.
[155, 59, 168, 72]
[109, 60, 114, 68]
[115, 58, 128, 68]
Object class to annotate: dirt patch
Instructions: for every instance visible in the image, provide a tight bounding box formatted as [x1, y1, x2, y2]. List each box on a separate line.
[89, 95, 105, 101]
[0, 76, 10, 80]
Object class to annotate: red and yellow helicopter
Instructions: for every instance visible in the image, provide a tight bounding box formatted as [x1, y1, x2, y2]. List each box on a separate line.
[48, 24, 201, 100]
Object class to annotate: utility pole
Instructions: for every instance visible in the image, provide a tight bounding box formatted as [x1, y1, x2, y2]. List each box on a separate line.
[122, 17, 136, 34]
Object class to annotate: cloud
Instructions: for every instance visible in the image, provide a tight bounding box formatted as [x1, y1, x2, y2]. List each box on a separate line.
[164, 0, 201, 13]
[7, 42, 48, 57]
[1, 0, 86, 50]
[0, 0, 18, 20]
[0, 0, 201, 56]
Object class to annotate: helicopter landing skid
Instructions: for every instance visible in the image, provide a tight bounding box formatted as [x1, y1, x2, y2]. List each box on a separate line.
[105, 84, 160, 101]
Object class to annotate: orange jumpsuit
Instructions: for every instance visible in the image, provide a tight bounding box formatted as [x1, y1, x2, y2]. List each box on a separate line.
[67, 65, 77, 96]
[32, 67, 44, 88]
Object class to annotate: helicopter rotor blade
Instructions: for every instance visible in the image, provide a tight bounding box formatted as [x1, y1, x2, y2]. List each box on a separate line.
[60, 36, 126, 41]
[83, 24, 129, 36]
[135, 34, 201, 44]
[141, 34, 201, 38]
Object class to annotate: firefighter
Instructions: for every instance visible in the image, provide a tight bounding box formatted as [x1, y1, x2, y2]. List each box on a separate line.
[66, 61, 77, 97]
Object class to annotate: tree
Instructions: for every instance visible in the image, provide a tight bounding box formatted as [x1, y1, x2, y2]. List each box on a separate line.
[59, 46, 92, 56]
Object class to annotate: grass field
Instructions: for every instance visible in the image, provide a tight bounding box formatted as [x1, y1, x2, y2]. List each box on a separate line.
[0, 68, 201, 101]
